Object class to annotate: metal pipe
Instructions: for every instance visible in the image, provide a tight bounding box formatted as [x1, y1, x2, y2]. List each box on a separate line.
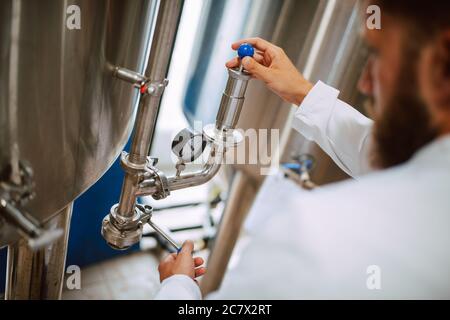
[166, 68, 251, 192]
[168, 162, 222, 191]
[5, 204, 72, 300]
[0, 199, 63, 250]
[6, 0, 22, 186]
[129, 0, 184, 162]
[113, 66, 147, 85]
[167, 147, 223, 191]
[0, 199, 41, 239]
[117, 172, 140, 217]
[215, 69, 251, 131]
[147, 219, 181, 252]
[135, 177, 159, 196]
[117, 0, 184, 217]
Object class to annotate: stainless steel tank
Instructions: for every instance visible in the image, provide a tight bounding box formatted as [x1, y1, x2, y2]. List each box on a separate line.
[0, 0, 156, 244]
[190, 0, 324, 295]
[281, 0, 369, 185]
[196, 0, 368, 295]
[0, 0, 159, 299]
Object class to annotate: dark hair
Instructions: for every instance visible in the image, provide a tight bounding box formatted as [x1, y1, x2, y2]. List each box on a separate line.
[374, 0, 450, 41]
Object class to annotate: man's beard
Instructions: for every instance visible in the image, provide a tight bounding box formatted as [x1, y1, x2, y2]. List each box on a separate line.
[370, 59, 438, 169]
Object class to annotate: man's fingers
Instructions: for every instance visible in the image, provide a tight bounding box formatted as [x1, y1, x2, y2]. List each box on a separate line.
[179, 240, 194, 256]
[253, 52, 265, 64]
[195, 267, 206, 278]
[225, 57, 240, 68]
[232, 38, 280, 60]
[194, 257, 204, 267]
[231, 37, 272, 52]
[226, 53, 265, 69]
[242, 57, 271, 82]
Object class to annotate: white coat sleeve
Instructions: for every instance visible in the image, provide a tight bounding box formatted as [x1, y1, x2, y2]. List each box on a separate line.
[291, 81, 374, 178]
[154, 275, 202, 300]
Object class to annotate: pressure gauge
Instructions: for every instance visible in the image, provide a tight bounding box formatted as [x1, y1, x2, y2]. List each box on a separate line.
[171, 128, 207, 163]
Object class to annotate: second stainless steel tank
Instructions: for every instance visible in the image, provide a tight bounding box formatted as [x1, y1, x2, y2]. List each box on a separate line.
[0, 0, 157, 242]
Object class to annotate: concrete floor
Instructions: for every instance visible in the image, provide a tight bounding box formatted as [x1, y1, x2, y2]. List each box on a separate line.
[62, 251, 162, 300]
[63, 247, 210, 300]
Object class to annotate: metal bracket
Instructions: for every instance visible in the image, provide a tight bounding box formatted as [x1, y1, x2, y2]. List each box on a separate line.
[113, 66, 169, 97]
[119, 151, 168, 200]
[113, 66, 147, 85]
[203, 123, 243, 149]
[282, 154, 317, 190]
[142, 79, 169, 97]
[101, 203, 148, 250]
[101, 201, 179, 251]
[120, 151, 148, 175]
[144, 165, 170, 200]
[0, 162, 63, 249]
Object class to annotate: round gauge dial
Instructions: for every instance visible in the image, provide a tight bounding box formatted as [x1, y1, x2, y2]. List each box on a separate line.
[171, 128, 207, 163]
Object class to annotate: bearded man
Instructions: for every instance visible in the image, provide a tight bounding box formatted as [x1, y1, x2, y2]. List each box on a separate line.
[156, 0, 450, 299]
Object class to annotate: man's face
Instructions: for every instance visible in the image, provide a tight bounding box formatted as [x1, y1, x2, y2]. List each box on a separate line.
[358, 16, 402, 117]
[358, 15, 438, 169]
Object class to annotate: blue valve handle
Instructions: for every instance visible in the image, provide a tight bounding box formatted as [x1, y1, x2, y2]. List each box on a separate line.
[237, 43, 255, 59]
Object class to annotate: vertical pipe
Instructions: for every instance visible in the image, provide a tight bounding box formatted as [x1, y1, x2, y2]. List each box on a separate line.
[117, 0, 184, 217]
[5, 204, 72, 300]
[6, 0, 22, 185]
[200, 172, 260, 296]
[130, 0, 184, 162]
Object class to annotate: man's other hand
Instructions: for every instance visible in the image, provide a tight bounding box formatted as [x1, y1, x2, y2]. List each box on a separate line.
[158, 240, 206, 283]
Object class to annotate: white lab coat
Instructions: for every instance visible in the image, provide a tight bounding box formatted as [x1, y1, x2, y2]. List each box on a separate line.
[155, 81, 450, 299]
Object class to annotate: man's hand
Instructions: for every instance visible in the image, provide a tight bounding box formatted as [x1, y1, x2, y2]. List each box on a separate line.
[158, 240, 206, 283]
[226, 37, 313, 106]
